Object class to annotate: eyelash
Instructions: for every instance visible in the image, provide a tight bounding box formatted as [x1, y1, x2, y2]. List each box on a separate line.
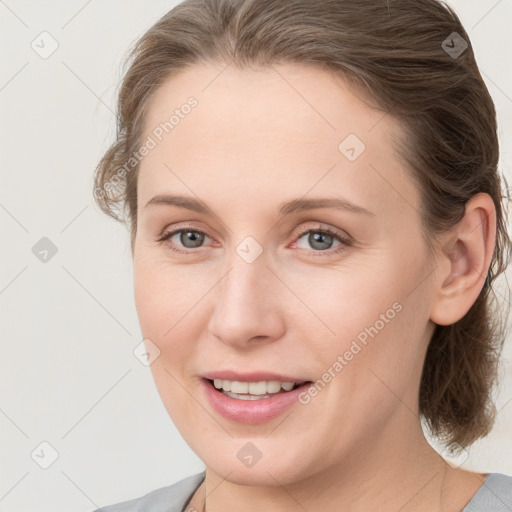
[156, 224, 352, 257]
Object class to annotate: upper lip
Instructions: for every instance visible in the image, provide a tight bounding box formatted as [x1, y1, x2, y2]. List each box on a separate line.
[202, 370, 310, 383]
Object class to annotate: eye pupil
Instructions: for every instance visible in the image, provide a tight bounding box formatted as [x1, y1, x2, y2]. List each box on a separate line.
[309, 231, 333, 250]
[181, 230, 204, 248]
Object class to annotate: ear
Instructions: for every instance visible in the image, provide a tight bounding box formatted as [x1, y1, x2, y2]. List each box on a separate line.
[430, 193, 497, 326]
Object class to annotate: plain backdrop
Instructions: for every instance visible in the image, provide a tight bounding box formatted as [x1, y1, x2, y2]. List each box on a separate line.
[1, 1, 511, 511]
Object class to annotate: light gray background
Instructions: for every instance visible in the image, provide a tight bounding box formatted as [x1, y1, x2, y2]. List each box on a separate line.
[1, 1, 511, 511]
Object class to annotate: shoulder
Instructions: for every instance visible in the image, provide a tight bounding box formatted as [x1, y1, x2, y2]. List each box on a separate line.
[463, 473, 512, 512]
[88, 471, 206, 512]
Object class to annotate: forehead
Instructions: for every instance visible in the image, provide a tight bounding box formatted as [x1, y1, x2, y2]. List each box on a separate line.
[143, 61, 395, 143]
[138, 62, 417, 217]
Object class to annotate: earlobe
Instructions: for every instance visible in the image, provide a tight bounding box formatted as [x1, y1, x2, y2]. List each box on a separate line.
[430, 193, 496, 326]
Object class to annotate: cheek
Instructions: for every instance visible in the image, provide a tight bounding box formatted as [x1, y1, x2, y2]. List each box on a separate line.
[279, 261, 402, 347]
[133, 249, 209, 337]
[133, 258, 205, 397]
[133, 256, 208, 423]
[286, 259, 427, 391]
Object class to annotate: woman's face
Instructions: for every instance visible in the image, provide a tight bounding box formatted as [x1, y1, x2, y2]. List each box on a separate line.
[133, 62, 438, 484]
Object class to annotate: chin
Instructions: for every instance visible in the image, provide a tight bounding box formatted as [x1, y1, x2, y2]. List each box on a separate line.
[197, 444, 313, 488]
[212, 464, 300, 487]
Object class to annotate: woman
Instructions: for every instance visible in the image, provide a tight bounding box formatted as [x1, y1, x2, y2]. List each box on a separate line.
[91, 0, 512, 510]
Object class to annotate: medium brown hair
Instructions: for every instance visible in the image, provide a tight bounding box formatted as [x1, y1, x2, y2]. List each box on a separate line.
[93, 0, 511, 448]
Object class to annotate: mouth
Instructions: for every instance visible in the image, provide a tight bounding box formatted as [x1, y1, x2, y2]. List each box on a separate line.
[204, 378, 312, 401]
[201, 377, 315, 423]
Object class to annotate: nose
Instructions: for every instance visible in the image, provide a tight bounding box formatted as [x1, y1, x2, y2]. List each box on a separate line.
[207, 251, 286, 349]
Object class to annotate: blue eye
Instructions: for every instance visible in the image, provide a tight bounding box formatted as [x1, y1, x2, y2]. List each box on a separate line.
[157, 228, 210, 253]
[156, 225, 352, 256]
[294, 228, 351, 254]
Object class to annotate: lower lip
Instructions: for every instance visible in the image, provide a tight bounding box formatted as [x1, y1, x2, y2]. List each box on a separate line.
[201, 378, 312, 424]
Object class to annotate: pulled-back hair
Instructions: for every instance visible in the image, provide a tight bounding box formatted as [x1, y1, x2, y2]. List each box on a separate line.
[93, 0, 511, 448]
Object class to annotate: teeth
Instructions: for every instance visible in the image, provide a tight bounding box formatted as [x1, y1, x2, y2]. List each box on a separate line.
[212, 379, 301, 395]
[231, 381, 248, 394]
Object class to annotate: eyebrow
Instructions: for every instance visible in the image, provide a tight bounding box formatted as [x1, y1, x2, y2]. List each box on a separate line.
[143, 194, 374, 217]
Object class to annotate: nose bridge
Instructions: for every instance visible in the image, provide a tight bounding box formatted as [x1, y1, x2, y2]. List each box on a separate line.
[207, 243, 284, 346]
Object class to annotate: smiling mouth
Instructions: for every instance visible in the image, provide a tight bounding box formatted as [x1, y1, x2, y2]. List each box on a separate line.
[206, 378, 312, 400]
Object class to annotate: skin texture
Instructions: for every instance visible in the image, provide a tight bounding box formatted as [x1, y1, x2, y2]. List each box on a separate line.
[133, 62, 496, 511]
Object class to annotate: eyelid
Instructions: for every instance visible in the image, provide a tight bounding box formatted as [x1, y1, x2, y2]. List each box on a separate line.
[292, 222, 352, 242]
